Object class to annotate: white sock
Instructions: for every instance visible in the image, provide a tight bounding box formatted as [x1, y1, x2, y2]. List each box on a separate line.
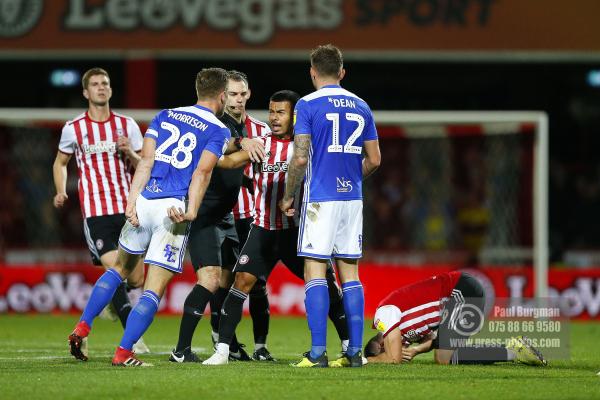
[507, 349, 516, 361]
[211, 331, 219, 343]
[216, 342, 229, 356]
[255, 343, 265, 351]
[341, 340, 349, 353]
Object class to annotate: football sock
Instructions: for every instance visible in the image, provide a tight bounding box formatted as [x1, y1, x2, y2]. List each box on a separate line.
[119, 290, 160, 351]
[218, 287, 247, 348]
[326, 272, 349, 342]
[216, 342, 230, 356]
[80, 268, 123, 328]
[175, 284, 213, 352]
[249, 282, 270, 345]
[305, 279, 329, 359]
[342, 281, 364, 357]
[341, 339, 349, 353]
[111, 282, 132, 329]
[210, 287, 228, 333]
[210, 286, 242, 352]
[451, 346, 512, 365]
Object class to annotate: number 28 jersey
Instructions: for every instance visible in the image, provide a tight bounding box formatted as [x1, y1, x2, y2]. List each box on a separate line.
[293, 85, 378, 202]
[142, 105, 230, 200]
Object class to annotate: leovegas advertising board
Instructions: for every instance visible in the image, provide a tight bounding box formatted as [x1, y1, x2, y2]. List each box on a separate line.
[1, 263, 599, 319]
[1, 0, 600, 52]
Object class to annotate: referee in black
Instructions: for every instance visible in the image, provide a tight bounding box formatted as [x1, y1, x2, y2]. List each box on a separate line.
[169, 71, 266, 363]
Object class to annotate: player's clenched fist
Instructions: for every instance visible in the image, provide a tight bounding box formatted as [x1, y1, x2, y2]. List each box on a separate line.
[125, 202, 139, 227]
[53, 193, 68, 208]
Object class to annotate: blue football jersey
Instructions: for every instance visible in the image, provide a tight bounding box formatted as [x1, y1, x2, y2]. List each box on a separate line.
[294, 85, 378, 202]
[141, 105, 230, 200]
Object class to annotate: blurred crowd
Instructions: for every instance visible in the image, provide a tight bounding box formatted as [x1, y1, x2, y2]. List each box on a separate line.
[0, 123, 596, 267]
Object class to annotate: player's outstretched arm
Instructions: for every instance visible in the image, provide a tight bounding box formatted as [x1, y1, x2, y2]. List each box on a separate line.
[126, 137, 156, 226]
[362, 139, 381, 179]
[52, 151, 72, 208]
[280, 134, 310, 215]
[367, 329, 403, 364]
[168, 149, 218, 223]
[223, 137, 266, 162]
[217, 150, 251, 169]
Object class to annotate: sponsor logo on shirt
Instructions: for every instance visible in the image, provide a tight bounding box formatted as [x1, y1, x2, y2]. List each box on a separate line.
[260, 161, 288, 173]
[82, 141, 116, 155]
[336, 177, 353, 193]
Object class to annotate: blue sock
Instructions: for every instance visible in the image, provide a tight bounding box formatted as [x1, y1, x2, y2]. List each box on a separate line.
[80, 268, 123, 328]
[119, 290, 160, 351]
[342, 281, 364, 356]
[305, 279, 329, 359]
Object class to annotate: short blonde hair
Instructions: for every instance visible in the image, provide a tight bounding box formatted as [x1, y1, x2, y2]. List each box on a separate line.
[82, 67, 109, 89]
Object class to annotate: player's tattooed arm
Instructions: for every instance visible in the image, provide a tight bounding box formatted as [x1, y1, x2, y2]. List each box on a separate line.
[283, 135, 310, 201]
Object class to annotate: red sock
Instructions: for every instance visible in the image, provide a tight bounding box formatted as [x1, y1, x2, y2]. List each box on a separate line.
[73, 321, 91, 338]
[113, 346, 133, 363]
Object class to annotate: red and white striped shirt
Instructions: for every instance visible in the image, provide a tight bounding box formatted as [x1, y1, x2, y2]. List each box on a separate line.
[253, 134, 302, 230]
[373, 271, 462, 343]
[233, 114, 270, 220]
[58, 111, 143, 219]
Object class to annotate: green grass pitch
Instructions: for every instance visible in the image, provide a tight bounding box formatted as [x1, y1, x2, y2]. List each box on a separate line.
[0, 315, 599, 399]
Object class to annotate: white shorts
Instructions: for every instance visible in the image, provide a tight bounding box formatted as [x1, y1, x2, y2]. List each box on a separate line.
[118, 196, 190, 273]
[298, 200, 363, 259]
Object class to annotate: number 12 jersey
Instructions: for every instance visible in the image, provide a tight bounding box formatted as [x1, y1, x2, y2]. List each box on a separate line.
[293, 84, 378, 203]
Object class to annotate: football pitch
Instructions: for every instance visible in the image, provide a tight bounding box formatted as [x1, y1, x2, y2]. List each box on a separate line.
[0, 315, 598, 400]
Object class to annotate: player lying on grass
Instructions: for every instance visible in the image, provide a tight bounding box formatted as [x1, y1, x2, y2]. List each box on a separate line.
[365, 271, 547, 366]
[202, 90, 350, 365]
